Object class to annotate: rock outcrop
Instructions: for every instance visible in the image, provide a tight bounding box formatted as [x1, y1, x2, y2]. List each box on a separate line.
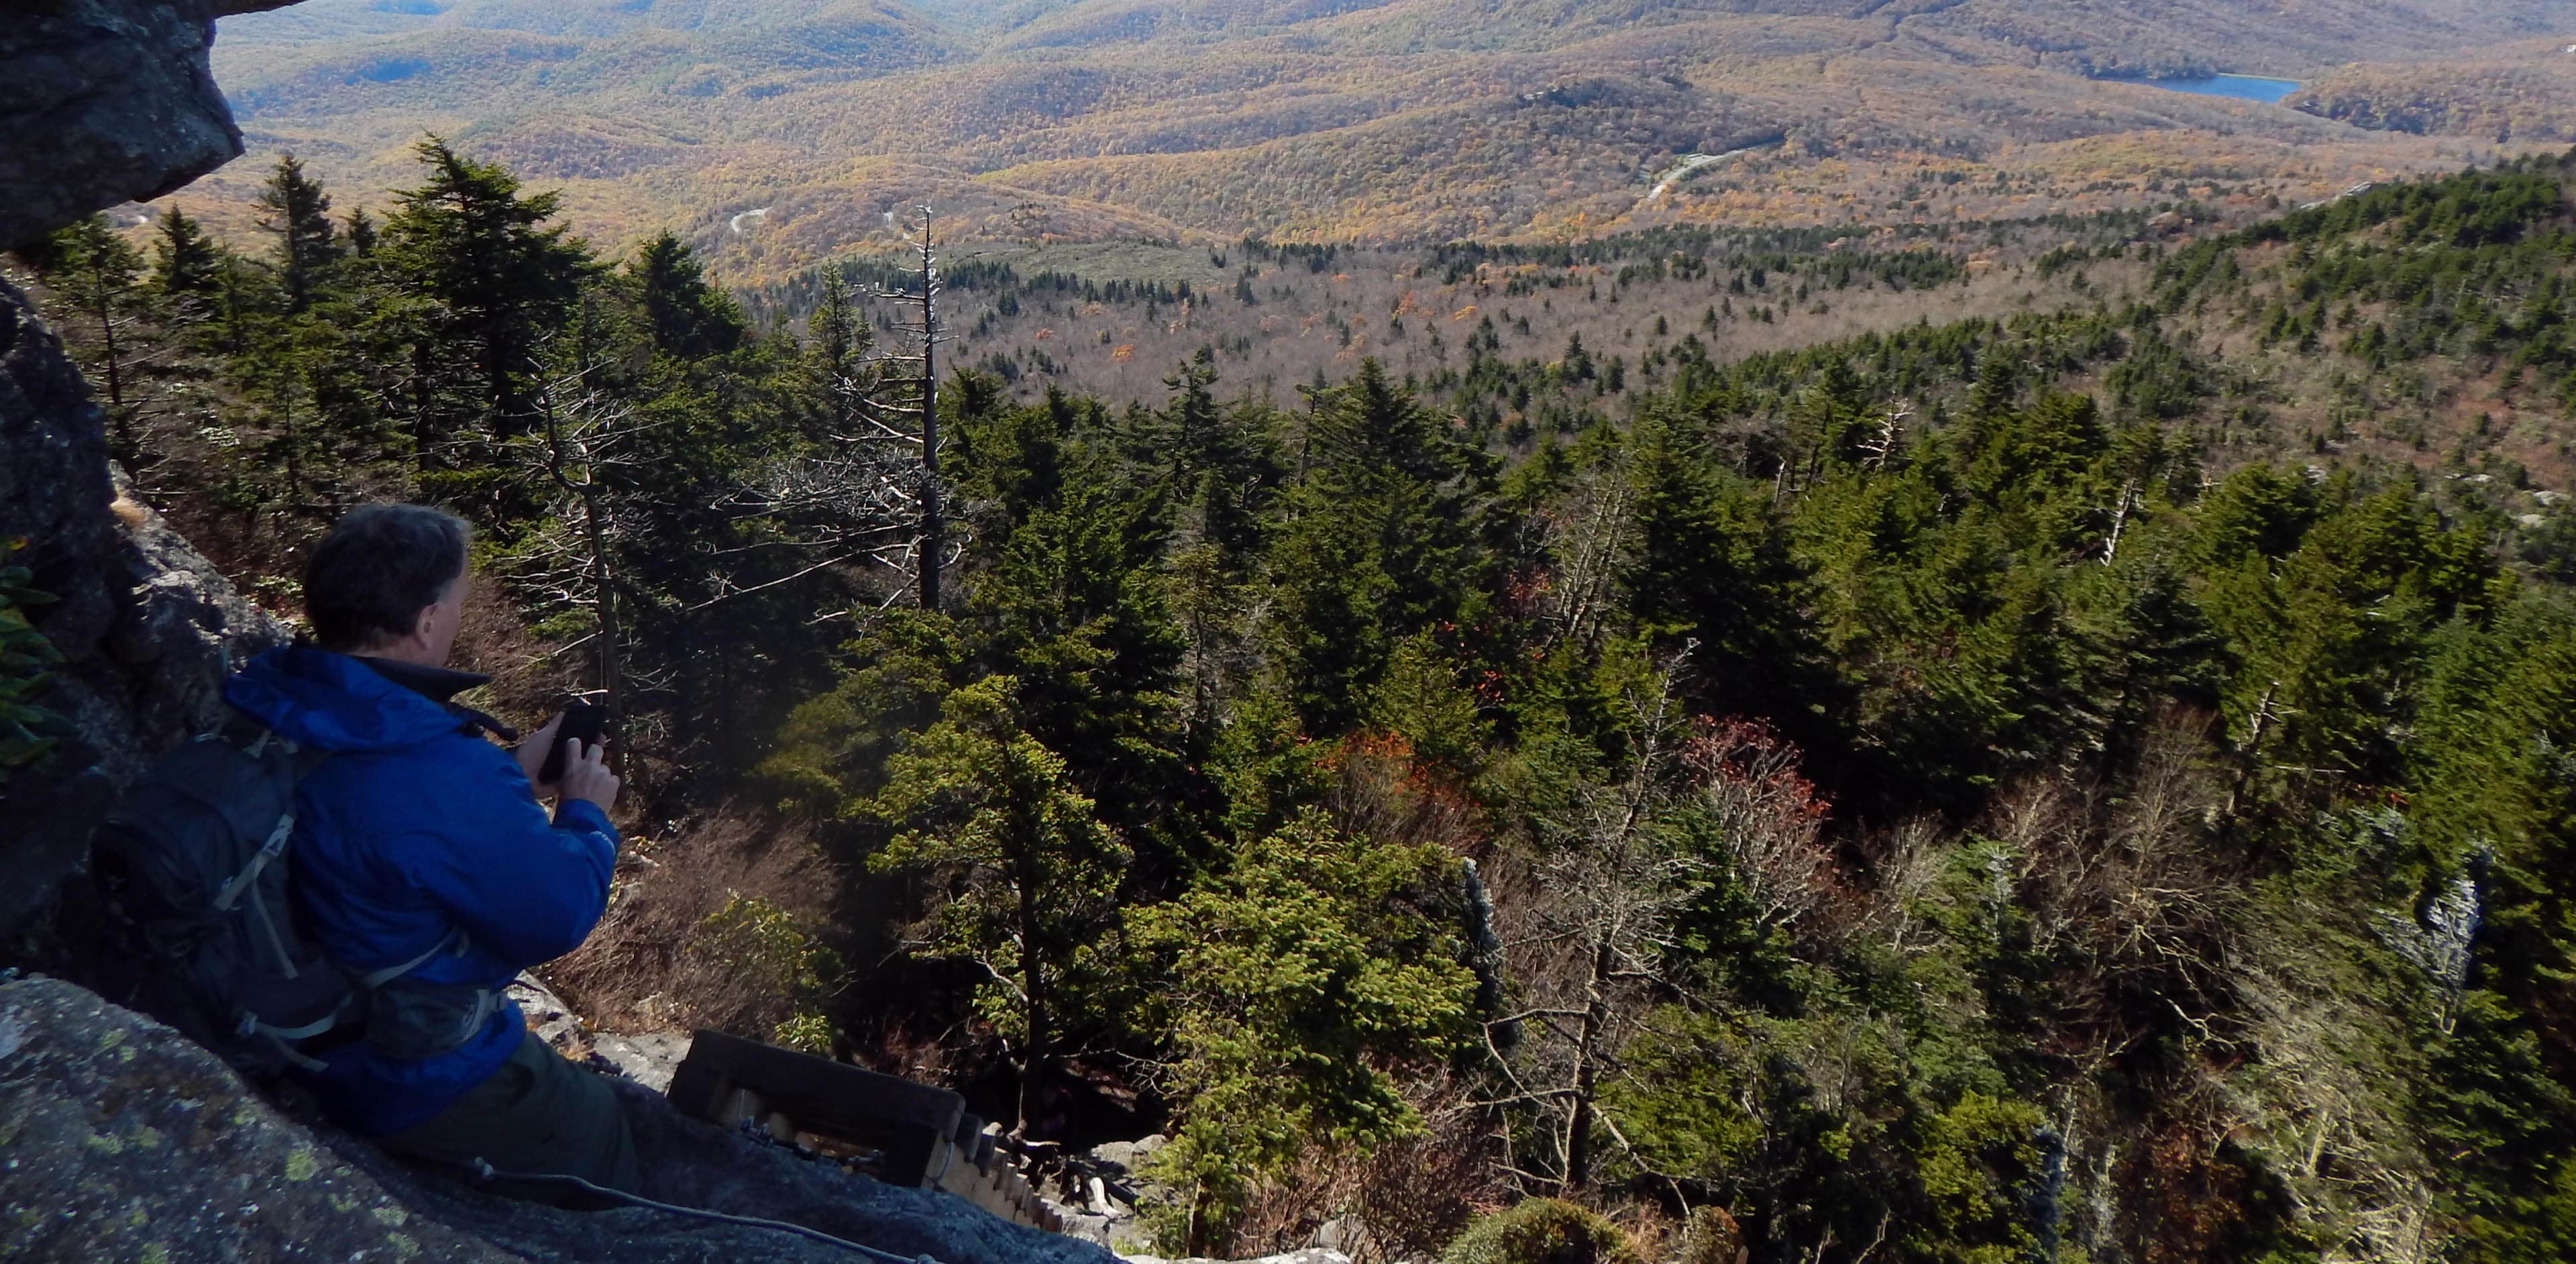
[0, 0, 300, 250]
[506, 973, 692, 1094]
[0, 975, 1124, 1264]
[0, 276, 286, 947]
[0, 973, 528, 1263]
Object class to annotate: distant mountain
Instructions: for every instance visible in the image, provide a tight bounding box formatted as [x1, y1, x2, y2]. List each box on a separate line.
[193, 0, 2576, 279]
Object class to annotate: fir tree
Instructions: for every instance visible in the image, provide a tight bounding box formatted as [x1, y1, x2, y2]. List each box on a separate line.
[1623, 414, 1824, 735]
[148, 205, 219, 301]
[378, 137, 592, 454]
[1966, 341, 2021, 421]
[1157, 349, 1272, 567]
[798, 265, 886, 449]
[1269, 360, 1491, 733]
[42, 215, 146, 461]
[1124, 814, 1472, 1251]
[255, 154, 338, 313]
[863, 676, 1129, 1137]
[631, 230, 744, 361]
[343, 207, 378, 258]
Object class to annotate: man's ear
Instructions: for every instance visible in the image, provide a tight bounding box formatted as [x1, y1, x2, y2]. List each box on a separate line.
[409, 600, 443, 648]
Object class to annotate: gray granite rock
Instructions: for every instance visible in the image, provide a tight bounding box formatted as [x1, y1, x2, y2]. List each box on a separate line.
[1, 975, 1128, 1264]
[0, 973, 528, 1263]
[587, 1029, 691, 1095]
[505, 973, 693, 1094]
[0, 0, 307, 949]
[0, 278, 286, 947]
[350, 1074, 1122, 1264]
[0, 0, 301, 250]
[1120, 1251, 1352, 1264]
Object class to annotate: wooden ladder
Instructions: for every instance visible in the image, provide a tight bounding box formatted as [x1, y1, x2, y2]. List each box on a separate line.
[665, 1028, 1062, 1232]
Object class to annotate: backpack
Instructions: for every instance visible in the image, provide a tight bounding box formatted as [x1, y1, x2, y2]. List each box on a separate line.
[89, 715, 459, 1073]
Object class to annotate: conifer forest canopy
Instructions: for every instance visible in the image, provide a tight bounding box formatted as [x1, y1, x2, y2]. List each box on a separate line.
[14, 2, 2576, 1261]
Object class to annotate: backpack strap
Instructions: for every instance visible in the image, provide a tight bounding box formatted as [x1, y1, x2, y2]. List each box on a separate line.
[451, 704, 517, 743]
[213, 812, 296, 913]
[213, 718, 494, 1066]
[245, 1016, 339, 1072]
[358, 926, 473, 990]
[248, 929, 478, 1071]
[211, 730, 330, 915]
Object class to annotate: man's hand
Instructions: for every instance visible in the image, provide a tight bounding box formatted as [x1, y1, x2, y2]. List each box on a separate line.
[556, 737, 620, 814]
[516, 711, 566, 795]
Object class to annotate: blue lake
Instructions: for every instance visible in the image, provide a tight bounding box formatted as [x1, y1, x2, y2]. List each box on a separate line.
[2115, 73, 2303, 104]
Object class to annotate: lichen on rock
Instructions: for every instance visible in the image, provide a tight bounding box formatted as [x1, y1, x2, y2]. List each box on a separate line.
[0, 976, 1126, 1264]
[0, 975, 524, 1263]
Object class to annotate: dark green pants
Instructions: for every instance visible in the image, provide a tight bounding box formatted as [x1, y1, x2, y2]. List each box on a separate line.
[381, 1034, 642, 1198]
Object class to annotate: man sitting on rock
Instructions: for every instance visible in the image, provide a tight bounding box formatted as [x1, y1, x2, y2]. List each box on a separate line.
[222, 503, 640, 1195]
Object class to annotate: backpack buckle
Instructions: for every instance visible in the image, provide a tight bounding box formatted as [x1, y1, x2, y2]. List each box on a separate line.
[211, 813, 295, 913]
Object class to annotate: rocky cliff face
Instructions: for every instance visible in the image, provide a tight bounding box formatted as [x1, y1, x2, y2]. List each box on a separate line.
[0, 275, 284, 949]
[0, 0, 300, 250]
[1, 0, 316, 947]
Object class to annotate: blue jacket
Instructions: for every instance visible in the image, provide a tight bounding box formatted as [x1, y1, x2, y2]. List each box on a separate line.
[223, 645, 620, 1137]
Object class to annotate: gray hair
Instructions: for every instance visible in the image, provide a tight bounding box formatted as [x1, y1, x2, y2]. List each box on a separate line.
[303, 503, 472, 651]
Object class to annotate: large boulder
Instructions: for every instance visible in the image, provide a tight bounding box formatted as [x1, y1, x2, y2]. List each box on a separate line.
[0, 0, 301, 250]
[0, 277, 286, 947]
[0, 973, 526, 1263]
[0, 975, 1124, 1264]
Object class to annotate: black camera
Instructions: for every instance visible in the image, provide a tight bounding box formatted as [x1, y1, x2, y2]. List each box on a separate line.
[537, 700, 608, 784]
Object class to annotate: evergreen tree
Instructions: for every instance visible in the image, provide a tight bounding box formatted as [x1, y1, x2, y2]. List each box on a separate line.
[1623, 414, 1829, 738]
[1267, 488, 1397, 736]
[631, 230, 744, 361]
[1269, 360, 1493, 733]
[863, 676, 1129, 1136]
[378, 138, 592, 458]
[806, 266, 874, 437]
[2401, 596, 2576, 1258]
[953, 383, 1077, 533]
[343, 207, 378, 258]
[969, 456, 1193, 856]
[146, 204, 228, 347]
[1157, 350, 1273, 567]
[148, 205, 219, 303]
[255, 154, 338, 313]
[1124, 814, 1473, 1251]
[1966, 343, 2021, 421]
[42, 215, 146, 461]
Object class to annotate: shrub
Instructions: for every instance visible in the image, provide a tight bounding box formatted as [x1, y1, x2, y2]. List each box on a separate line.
[545, 806, 840, 1040]
[1439, 1199, 1643, 1264]
[0, 556, 65, 787]
[687, 893, 843, 1051]
[1672, 1206, 1749, 1264]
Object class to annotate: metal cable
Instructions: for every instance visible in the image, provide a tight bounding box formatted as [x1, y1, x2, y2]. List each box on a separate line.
[466, 1157, 945, 1264]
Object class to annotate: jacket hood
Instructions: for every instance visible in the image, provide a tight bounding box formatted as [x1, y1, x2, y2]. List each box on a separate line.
[225, 645, 480, 754]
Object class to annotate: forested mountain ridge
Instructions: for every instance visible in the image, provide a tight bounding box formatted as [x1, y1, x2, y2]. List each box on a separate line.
[2292, 39, 2576, 146]
[178, 0, 2576, 281]
[17, 131, 2576, 1262]
[767, 156, 2576, 505]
